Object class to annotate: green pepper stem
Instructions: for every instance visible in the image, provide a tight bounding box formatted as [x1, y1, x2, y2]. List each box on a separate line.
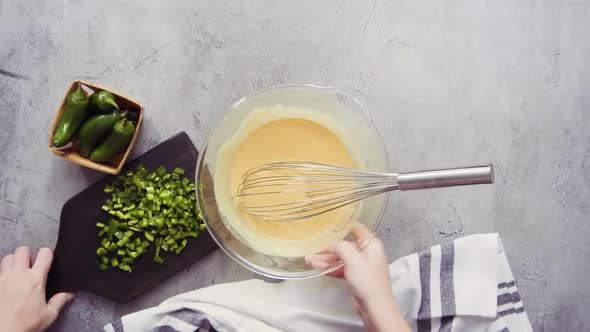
[108, 98, 120, 110]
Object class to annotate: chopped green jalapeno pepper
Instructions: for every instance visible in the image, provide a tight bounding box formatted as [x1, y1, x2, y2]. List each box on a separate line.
[95, 164, 205, 272]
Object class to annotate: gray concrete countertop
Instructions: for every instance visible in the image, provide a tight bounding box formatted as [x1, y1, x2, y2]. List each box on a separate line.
[1, 1, 588, 330]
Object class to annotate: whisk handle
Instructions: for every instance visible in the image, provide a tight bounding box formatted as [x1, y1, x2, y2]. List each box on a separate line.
[397, 164, 494, 190]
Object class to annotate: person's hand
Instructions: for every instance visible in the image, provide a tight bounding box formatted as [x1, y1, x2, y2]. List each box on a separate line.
[0, 247, 74, 332]
[306, 224, 410, 332]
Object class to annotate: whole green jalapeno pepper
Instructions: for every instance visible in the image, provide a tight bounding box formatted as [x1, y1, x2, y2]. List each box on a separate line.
[52, 85, 89, 147]
[89, 90, 119, 113]
[78, 111, 125, 158]
[90, 118, 135, 163]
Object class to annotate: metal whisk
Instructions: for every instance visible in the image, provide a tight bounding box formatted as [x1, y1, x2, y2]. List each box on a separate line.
[235, 162, 494, 222]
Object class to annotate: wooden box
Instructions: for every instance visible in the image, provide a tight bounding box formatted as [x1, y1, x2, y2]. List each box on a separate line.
[48, 80, 144, 174]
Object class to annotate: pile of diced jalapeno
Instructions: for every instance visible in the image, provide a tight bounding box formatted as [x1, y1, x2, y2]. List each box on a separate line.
[96, 164, 206, 272]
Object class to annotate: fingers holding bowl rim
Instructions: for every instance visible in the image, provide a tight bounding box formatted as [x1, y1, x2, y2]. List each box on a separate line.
[351, 222, 376, 252]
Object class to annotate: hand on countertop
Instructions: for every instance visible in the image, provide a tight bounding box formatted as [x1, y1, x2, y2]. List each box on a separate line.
[0, 246, 74, 332]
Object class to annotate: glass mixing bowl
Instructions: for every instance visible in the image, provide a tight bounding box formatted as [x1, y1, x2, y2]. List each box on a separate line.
[196, 84, 390, 279]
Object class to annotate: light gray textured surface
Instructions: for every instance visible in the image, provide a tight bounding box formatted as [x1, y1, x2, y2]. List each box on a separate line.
[1, 0, 588, 330]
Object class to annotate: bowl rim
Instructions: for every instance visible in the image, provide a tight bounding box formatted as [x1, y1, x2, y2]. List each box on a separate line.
[195, 83, 391, 279]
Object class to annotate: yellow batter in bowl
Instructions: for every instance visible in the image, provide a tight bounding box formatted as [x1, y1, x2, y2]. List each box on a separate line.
[214, 105, 361, 257]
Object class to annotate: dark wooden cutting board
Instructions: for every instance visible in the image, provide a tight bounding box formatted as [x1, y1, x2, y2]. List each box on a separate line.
[46, 132, 218, 302]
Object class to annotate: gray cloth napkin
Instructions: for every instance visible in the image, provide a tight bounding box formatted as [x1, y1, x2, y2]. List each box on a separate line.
[104, 233, 532, 332]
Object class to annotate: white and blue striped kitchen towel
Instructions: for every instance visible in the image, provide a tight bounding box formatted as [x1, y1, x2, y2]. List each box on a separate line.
[104, 233, 532, 332]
